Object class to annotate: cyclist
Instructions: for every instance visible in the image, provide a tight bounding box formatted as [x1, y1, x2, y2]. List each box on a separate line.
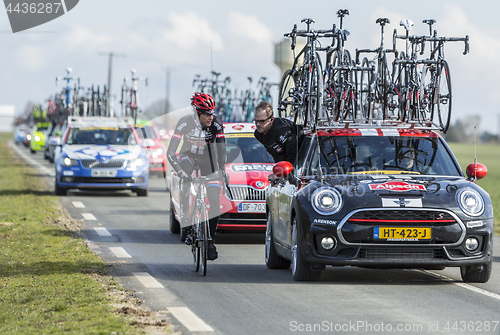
[253, 101, 298, 181]
[167, 93, 227, 260]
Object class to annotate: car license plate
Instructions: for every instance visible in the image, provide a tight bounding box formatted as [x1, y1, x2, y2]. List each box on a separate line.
[374, 227, 431, 240]
[238, 203, 266, 213]
[91, 170, 117, 177]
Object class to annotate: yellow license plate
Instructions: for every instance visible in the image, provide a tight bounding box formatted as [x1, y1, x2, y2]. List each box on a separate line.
[374, 227, 431, 240]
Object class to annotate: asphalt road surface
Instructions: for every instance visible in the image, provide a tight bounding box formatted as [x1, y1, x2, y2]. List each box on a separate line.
[12, 142, 500, 335]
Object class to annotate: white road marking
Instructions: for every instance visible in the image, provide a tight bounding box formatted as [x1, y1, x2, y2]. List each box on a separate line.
[9, 142, 55, 177]
[168, 307, 214, 332]
[132, 272, 164, 288]
[109, 247, 132, 258]
[81, 213, 96, 220]
[93, 227, 112, 237]
[72, 201, 85, 208]
[421, 270, 500, 301]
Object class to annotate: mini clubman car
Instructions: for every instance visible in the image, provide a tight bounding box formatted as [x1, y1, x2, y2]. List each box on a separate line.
[54, 116, 149, 196]
[265, 125, 494, 282]
[170, 122, 273, 236]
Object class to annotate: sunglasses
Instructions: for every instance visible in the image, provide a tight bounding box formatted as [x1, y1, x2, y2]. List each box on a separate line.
[252, 116, 272, 125]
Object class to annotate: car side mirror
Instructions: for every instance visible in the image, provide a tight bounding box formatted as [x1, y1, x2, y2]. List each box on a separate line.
[273, 161, 293, 178]
[466, 163, 487, 181]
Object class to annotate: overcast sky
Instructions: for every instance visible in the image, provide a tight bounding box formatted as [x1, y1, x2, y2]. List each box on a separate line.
[1, 0, 499, 133]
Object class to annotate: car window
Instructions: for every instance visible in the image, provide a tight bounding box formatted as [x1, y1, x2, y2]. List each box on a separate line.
[296, 137, 312, 175]
[226, 136, 274, 164]
[307, 136, 461, 176]
[134, 125, 157, 139]
[66, 127, 137, 145]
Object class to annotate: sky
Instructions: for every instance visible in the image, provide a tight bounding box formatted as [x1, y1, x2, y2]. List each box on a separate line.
[1, 0, 500, 134]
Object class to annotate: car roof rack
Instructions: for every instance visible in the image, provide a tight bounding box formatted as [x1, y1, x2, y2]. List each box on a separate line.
[306, 118, 441, 131]
[67, 116, 135, 126]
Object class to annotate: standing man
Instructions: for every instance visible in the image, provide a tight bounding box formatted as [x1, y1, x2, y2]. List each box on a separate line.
[167, 93, 226, 260]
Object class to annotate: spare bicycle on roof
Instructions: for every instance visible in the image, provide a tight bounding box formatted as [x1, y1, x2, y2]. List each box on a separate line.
[278, 11, 469, 133]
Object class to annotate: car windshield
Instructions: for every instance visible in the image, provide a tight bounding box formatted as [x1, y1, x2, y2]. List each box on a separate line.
[307, 135, 461, 176]
[134, 125, 157, 139]
[226, 136, 274, 164]
[66, 127, 137, 145]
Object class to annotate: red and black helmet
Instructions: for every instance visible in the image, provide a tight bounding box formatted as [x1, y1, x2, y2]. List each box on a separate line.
[191, 92, 216, 114]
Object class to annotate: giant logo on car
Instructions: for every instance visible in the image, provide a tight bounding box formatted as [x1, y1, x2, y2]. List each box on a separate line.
[369, 181, 426, 191]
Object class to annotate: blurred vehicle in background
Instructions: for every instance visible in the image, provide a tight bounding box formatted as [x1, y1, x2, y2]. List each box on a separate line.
[29, 122, 51, 154]
[14, 125, 29, 145]
[133, 119, 167, 178]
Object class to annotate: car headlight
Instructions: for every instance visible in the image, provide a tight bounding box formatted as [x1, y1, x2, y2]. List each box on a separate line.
[312, 187, 343, 215]
[129, 158, 145, 168]
[34, 135, 41, 142]
[457, 187, 484, 217]
[153, 148, 164, 158]
[62, 157, 79, 167]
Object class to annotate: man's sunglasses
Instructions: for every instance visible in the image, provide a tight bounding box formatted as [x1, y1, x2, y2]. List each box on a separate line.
[252, 116, 272, 125]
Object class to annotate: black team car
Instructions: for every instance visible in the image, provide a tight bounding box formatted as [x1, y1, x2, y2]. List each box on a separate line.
[265, 125, 494, 282]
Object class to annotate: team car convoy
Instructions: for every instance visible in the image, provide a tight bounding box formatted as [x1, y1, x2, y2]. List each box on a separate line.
[17, 104, 495, 284]
[54, 116, 150, 196]
[169, 122, 274, 235]
[265, 124, 494, 282]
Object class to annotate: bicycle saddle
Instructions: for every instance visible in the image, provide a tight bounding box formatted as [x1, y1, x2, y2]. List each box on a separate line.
[337, 9, 349, 17]
[376, 18, 390, 26]
[400, 19, 414, 31]
[301, 18, 315, 24]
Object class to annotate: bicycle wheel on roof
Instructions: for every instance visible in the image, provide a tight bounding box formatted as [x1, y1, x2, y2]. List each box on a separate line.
[278, 69, 299, 122]
[436, 60, 452, 132]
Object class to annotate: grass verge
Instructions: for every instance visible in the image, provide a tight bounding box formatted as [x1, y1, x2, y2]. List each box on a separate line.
[0, 133, 171, 334]
[448, 142, 500, 235]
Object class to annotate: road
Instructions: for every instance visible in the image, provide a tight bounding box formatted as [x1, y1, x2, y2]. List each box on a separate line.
[12, 142, 500, 335]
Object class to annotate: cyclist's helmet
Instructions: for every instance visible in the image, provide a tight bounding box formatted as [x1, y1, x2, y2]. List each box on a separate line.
[191, 92, 216, 115]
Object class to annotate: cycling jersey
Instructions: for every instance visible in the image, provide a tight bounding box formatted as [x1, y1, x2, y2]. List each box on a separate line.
[254, 117, 297, 165]
[167, 113, 226, 175]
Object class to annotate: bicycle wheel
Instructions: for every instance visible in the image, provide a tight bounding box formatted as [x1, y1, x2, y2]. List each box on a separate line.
[358, 58, 373, 120]
[192, 205, 200, 272]
[386, 54, 404, 121]
[419, 64, 435, 124]
[307, 55, 323, 130]
[199, 202, 208, 276]
[436, 60, 452, 132]
[330, 50, 352, 121]
[277, 69, 298, 122]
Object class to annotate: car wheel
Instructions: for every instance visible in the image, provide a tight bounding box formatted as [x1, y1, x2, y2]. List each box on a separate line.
[291, 217, 321, 281]
[54, 180, 67, 196]
[136, 189, 148, 197]
[460, 259, 492, 283]
[170, 197, 180, 234]
[265, 212, 291, 269]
